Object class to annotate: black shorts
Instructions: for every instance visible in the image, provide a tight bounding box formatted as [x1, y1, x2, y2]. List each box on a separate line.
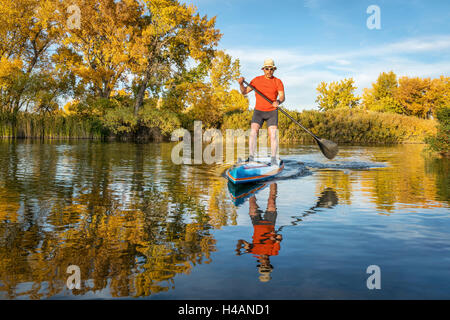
[251, 109, 278, 127]
[250, 210, 278, 226]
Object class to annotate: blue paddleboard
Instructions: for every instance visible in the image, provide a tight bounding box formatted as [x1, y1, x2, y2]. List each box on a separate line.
[226, 157, 284, 184]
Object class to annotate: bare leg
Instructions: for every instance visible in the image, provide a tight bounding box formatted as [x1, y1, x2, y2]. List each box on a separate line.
[268, 125, 278, 159]
[249, 196, 259, 216]
[249, 122, 260, 159]
[267, 183, 277, 212]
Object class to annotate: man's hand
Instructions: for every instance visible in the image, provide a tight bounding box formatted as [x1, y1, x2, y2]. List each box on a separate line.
[269, 232, 283, 242]
[276, 91, 285, 107]
[238, 77, 252, 95]
[272, 100, 281, 108]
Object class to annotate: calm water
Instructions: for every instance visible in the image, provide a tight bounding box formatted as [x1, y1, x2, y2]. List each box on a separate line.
[0, 140, 448, 299]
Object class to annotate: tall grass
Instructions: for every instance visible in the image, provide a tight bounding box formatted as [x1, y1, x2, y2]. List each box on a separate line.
[2, 108, 437, 144]
[0, 112, 105, 139]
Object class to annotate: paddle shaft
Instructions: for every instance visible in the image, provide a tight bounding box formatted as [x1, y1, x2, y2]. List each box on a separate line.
[243, 80, 320, 141]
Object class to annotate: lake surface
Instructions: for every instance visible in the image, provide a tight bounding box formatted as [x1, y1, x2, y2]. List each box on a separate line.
[0, 140, 448, 299]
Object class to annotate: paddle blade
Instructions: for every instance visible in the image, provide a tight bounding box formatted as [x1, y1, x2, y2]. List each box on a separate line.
[317, 138, 339, 160]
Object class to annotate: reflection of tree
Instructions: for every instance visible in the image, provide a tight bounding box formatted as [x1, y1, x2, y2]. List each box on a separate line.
[0, 183, 218, 298]
[4, 140, 445, 299]
[313, 145, 447, 212]
[159, 142, 237, 228]
[207, 179, 238, 228]
[425, 157, 449, 203]
[316, 171, 351, 205]
[0, 141, 240, 299]
[362, 145, 444, 212]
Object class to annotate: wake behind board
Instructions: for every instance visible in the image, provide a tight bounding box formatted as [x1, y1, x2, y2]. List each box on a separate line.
[226, 157, 284, 184]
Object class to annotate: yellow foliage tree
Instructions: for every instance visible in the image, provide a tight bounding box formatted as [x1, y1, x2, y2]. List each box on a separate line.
[0, 0, 61, 113]
[184, 51, 247, 128]
[53, 0, 143, 101]
[316, 78, 360, 111]
[395, 76, 431, 118]
[425, 76, 450, 116]
[130, 0, 222, 115]
[362, 73, 449, 119]
[362, 71, 401, 113]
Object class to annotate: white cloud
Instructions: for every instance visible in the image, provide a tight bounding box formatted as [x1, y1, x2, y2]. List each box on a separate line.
[381, 35, 450, 54]
[303, 0, 320, 9]
[226, 35, 450, 110]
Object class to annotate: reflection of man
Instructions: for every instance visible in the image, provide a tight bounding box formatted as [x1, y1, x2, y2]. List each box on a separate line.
[236, 183, 282, 282]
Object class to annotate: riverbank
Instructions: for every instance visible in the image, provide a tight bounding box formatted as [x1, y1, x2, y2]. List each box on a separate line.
[223, 108, 437, 144]
[1, 108, 437, 144]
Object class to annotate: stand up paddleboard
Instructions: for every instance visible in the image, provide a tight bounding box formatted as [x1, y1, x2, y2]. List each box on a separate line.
[226, 157, 284, 184]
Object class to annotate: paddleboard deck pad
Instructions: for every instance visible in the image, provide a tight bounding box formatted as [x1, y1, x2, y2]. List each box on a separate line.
[226, 157, 284, 184]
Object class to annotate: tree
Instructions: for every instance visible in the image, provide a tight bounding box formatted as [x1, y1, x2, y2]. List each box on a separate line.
[160, 61, 210, 114]
[424, 76, 450, 118]
[184, 51, 247, 128]
[130, 0, 222, 116]
[395, 76, 430, 118]
[362, 71, 401, 113]
[425, 106, 450, 157]
[53, 0, 143, 102]
[362, 73, 449, 118]
[0, 0, 61, 114]
[316, 78, 360, 111]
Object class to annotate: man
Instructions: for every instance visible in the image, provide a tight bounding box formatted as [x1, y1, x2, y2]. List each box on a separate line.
[238, 58, 285, 166]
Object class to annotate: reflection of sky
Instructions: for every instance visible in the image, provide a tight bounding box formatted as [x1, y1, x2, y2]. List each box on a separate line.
[55, 146, 75, 184]
[15, 144, 35, 179]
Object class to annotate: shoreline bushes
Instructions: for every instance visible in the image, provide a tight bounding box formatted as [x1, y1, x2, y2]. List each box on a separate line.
[223, 108, 436, 144]
[1, 106, 437, 145]
[424, 107, 450, 157]
[0, 105, 436, 146]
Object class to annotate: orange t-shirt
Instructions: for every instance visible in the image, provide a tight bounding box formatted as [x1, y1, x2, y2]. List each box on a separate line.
[250, 75, 284, 112]
[250, 224, 280, 256]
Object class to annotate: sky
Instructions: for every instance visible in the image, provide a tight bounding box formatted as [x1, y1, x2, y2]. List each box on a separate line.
[184, 0, 450, 111]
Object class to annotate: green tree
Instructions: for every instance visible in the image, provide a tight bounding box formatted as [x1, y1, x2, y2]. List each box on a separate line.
[425, 106, 450, 157]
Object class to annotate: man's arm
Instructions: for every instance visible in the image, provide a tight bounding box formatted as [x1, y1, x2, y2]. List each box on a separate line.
[238, 77, 253, 95]
[273, 90, 285, 108]
[277, 91, 285, 104]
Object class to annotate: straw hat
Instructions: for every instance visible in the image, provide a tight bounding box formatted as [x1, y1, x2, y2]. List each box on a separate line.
[257, 264, 274, 282]
[262, 58, 277, 70]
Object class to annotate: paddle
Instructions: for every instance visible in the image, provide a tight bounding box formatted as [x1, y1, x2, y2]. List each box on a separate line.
[243, 79, 339, 160]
